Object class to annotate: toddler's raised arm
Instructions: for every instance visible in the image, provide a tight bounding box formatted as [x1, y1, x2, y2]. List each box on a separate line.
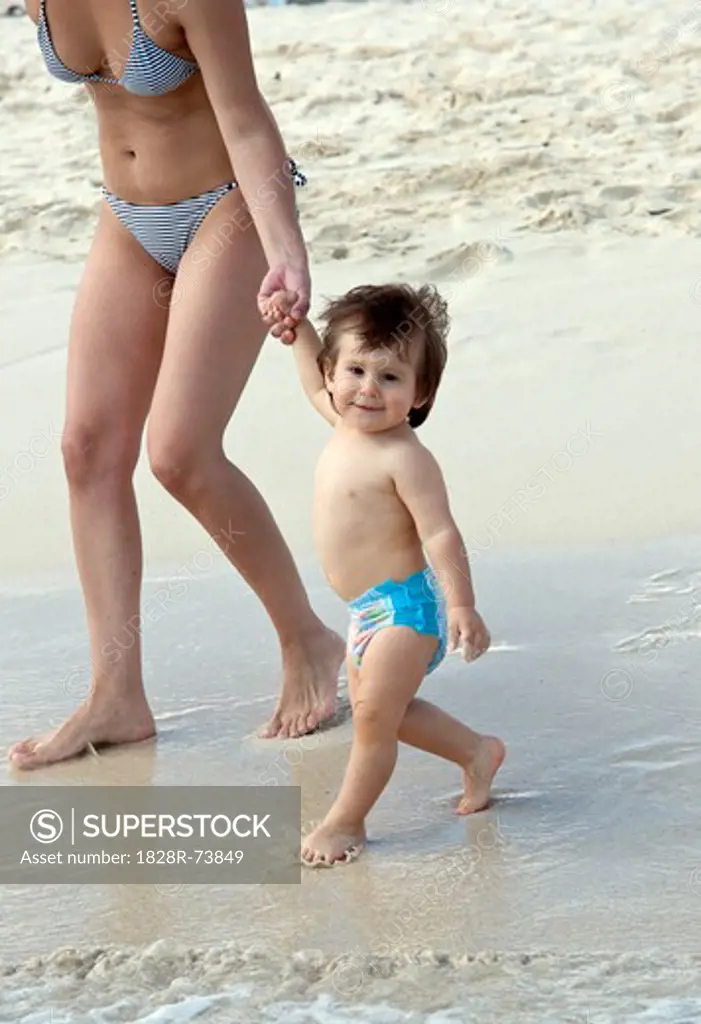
[287, 319, 339, 426]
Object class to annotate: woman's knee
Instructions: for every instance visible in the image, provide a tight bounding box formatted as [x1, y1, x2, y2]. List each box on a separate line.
[147, 427, 222, 501]
[61, 420, 139, 489]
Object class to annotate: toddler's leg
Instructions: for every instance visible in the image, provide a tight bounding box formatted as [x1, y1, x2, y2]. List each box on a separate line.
[301, 627, 436, 867]
[399, 699, 505, 814]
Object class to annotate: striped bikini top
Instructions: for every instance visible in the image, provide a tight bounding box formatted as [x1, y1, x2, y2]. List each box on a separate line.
[38, 0, 199, 95]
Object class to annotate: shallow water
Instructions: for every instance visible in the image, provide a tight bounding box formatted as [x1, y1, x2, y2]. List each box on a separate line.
[1, 536, 700, 1020]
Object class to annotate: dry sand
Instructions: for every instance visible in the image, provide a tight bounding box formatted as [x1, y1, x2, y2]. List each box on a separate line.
[1, 1, 701, 1021]
[2, 0, 701, 261]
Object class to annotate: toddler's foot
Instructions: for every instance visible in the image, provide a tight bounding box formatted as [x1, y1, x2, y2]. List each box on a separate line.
[456, 735, 506, 814]
[301, 821, 366, 867]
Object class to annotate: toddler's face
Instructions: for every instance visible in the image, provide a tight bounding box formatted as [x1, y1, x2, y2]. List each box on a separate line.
[326, 330, 425, 432]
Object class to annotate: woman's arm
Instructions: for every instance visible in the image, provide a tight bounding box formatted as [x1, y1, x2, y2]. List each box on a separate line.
[177, 0, 309, 311]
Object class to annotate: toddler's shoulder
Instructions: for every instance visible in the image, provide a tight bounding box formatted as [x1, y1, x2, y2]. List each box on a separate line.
[384, 430, 441, 475]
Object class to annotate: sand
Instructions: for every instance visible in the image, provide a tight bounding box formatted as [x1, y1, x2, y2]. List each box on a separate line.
[2, 0, 701, 262]
[1, 1, 701, 1021]
[2, 542, 701, 1021]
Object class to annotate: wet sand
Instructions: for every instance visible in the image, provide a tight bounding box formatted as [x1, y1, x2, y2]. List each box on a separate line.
[1, 537, 701, 1021]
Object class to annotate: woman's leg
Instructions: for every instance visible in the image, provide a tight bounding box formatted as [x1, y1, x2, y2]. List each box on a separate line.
[146, 188, 344, 740]
[8, 206, 169, 768]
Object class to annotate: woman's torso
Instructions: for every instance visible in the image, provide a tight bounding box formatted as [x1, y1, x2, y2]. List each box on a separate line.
[26, 0, 233, 202]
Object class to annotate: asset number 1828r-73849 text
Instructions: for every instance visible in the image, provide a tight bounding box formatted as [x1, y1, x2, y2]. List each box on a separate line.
[136, 850, 244, 865]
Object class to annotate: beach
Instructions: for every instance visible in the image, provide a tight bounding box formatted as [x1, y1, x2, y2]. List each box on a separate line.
[2, 0, 701, 1021]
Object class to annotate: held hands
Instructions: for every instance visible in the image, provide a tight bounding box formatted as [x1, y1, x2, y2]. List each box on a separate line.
[448, 606, 491, 663]
[260, 292, 300, 344]
[258, 261, 310, 344]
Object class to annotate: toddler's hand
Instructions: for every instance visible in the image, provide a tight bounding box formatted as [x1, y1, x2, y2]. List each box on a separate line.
[448, 606, 491, 662]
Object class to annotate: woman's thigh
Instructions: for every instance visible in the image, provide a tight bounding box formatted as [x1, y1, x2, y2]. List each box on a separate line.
[64, 204, 171, 472]
[146, 188, 269, 460]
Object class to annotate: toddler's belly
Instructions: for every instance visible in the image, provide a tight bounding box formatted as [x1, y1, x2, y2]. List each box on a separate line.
[320, 539, 427, 604]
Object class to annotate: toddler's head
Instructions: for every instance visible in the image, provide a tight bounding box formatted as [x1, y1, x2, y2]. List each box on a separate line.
[317, 283, 449, 431]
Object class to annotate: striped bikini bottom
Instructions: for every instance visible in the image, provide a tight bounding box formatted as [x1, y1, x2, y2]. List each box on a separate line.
[102, 158, 307, 276]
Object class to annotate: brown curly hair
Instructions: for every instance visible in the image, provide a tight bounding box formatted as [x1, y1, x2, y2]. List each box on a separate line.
[315, 283, 450, 428]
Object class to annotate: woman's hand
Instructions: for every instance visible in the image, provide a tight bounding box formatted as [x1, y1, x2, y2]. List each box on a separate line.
[258, 262, 310, 343]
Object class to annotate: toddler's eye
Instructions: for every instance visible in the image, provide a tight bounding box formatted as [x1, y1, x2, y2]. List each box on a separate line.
[383, 373, 398, 382]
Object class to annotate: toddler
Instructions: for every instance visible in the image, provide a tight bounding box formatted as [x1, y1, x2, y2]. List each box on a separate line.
[267, 283, 505, 867]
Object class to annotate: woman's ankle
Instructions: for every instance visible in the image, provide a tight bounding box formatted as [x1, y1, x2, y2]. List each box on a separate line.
[278, 613, 322, 645]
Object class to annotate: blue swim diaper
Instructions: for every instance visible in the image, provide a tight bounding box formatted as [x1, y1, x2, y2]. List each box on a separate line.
[347, 566, 448, 674]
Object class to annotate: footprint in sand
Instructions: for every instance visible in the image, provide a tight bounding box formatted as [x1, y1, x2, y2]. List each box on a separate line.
[625, 566, 701, 603]
[525, 188, 575, 209]
[426, 240, 514, 279]
[656, 101, 696, 124]
[599, 185, 640, 201]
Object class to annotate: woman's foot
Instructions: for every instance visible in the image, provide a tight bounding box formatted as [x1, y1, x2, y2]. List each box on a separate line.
[456, 735, 506, 814]
[260, 626, 345, 739]
[7, 689, 156, 770]
[301, 820, 366, 867]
